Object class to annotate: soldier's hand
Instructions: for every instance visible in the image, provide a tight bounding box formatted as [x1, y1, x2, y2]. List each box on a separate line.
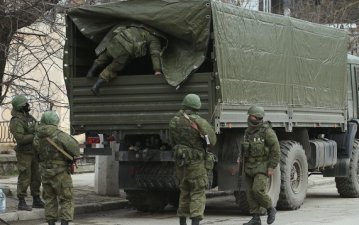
[267, 167, 275, 176]
[154, 71, 162, 76]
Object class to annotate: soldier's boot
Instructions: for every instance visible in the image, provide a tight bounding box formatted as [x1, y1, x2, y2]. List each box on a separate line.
[17, 197, 32, 211]
[243, 214, 261, 225]
[191, 217, 201, 225]
[86, 63, 105, 79]
[32, 195, 45, 208]
[267, 207, 277, 224]
[47, 220, 56, 225]
[179, 217, 187, 225]
[61, 219, 69, 225]
[91, 78, 105, 95]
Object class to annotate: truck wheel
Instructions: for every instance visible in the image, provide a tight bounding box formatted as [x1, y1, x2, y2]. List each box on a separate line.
[234, 165, 281, 214]
[125, 190, 168, 212]
[335, 139, 359, 197]
[277, 141, 308, 210]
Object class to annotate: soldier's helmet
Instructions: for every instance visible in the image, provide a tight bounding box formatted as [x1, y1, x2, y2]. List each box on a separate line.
[41, 111, 60, 126]
[11, 95, 28, 111]
[182, 94, 201, 110]
[247, 105, 265, 119]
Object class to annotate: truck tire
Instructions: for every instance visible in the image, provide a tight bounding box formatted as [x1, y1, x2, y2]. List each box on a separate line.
[234, 165, 281, 214]
[168, 190, 180, 207]
[125, 190, 168, 212]
[335, 139, 359, 197]
[277, 141, 308, 210]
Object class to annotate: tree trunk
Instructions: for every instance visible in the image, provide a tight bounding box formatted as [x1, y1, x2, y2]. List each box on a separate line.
[0, 30, 12, 104]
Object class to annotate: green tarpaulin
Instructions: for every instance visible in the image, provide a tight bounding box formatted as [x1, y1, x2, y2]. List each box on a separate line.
[211, 1, 347, 109]
[66, 0, 211, 87]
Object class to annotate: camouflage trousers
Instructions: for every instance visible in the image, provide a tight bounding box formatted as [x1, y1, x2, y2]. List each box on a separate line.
[245, 173, 272, 214]
[176, 172, 208, 219]
[16, 152, 41, 198]
[95, 46, 130, 82]
[42, 171, 74, 222]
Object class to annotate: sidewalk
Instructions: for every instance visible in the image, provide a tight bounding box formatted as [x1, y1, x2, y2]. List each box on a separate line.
[0, 173, 335, 223]
[0, 173, 128, 223]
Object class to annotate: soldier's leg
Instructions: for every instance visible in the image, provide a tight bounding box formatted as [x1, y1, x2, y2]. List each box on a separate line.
[16, 153, 31, 198]
[99, 54, 129, 82]
[188, 176, 207, 221]
[58, 172, 74, 222]
[87, 51, 112, 78]
[43, 180, 59, 222]
[245, 175, 261, 214]
[177, 180, 191, 218]
[243, 174, 262, 225]
[252, 174, 272, 209]
[30, 155, 44, 208]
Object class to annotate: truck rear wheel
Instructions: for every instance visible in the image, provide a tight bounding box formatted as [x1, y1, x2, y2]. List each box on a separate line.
[335, 139, 359, 197]
[277, 141, 308, 210]
[235, 165, 281, 214]
[125, 190, 168, 212]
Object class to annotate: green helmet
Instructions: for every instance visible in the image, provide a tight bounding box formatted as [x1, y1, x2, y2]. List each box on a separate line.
[182, 94, 201, 110]
[41, 111, 60, 126]
[11, 95, 28, 111]
[248, 105, 265, 118]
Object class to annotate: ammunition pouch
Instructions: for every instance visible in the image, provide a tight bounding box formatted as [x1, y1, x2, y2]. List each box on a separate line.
[174, 145, 205, 167]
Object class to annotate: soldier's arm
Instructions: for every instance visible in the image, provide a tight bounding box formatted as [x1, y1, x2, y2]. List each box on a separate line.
[9, 118, 34, 145]
[58, 132, 80, 158]
[265, 128, 280, 169]
[195, 117, 217, 147]
[147, 35, 162, 72]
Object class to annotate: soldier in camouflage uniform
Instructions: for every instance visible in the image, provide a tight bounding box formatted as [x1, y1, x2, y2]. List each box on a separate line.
[87, 25, 163, 95]
[169, 94, 217, 225]
[241, 105, 280, 225]
[9, 95, 44, 211]
[33, 111, 80, 225]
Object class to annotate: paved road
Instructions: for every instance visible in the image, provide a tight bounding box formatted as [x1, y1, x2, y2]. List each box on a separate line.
[12, 182, 359, 225]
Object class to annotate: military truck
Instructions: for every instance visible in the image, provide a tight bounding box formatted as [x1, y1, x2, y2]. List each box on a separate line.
[64, 0, 359, 212]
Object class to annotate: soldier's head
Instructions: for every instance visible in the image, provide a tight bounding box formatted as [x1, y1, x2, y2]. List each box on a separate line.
[40, 111, 60, 126]
[11, 95, 30, 113]
[182, 94, 201, 111]
[247, 105, 264, 126]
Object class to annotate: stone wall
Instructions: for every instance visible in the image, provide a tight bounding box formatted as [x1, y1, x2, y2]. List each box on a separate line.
[0, 154, 18, 176]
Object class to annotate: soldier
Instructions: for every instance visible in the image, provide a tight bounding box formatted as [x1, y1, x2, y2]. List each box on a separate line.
[9, 95, 44, 211]
[241, 105, 280, 225]
[169, 94, 217, 225]
[87, 25, 163, 95]
[33, 111, 80, 225]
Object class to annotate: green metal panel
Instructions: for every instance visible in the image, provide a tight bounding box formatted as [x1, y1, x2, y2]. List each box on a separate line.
[70, 73, 214, 134]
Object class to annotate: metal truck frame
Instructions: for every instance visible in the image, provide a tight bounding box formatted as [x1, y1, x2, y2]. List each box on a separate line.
[64, 0, 359, 212]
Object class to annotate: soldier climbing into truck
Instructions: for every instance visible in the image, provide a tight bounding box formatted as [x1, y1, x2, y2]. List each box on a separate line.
[86, 24, 165, 95]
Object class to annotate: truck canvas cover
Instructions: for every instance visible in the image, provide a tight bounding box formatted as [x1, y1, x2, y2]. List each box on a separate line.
[65, 0, 212, 87]
[211, 2, 347, 109]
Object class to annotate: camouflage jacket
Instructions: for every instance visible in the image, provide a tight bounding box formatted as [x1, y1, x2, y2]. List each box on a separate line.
[169, 109, 217, 158]
[242, 122, 280, 175]
[33, 124, 80, 178]
[9, 109, 37, 153]
[98, 26, 163, 71]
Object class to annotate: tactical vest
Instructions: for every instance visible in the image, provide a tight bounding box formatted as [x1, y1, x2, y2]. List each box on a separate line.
[242, 124, 270, 165]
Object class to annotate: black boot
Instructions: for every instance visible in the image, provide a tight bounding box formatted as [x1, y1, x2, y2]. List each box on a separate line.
[32, 195, 45, 208]
[91, 78, 105, 95]
[86, 63, 105, 79]
[180, 217, 187, 225]
[191, 217, 201, 225]
[47, 220, 56, 225]
[243, 214, 261, 225]
[61, 219, 69, 225]
[267, 207, 277, 224]
[18, 197, 32, 211]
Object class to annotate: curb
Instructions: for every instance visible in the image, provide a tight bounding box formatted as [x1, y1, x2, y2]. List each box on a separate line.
[0, 200, 129, 223]
[308, 178, 335, 188]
